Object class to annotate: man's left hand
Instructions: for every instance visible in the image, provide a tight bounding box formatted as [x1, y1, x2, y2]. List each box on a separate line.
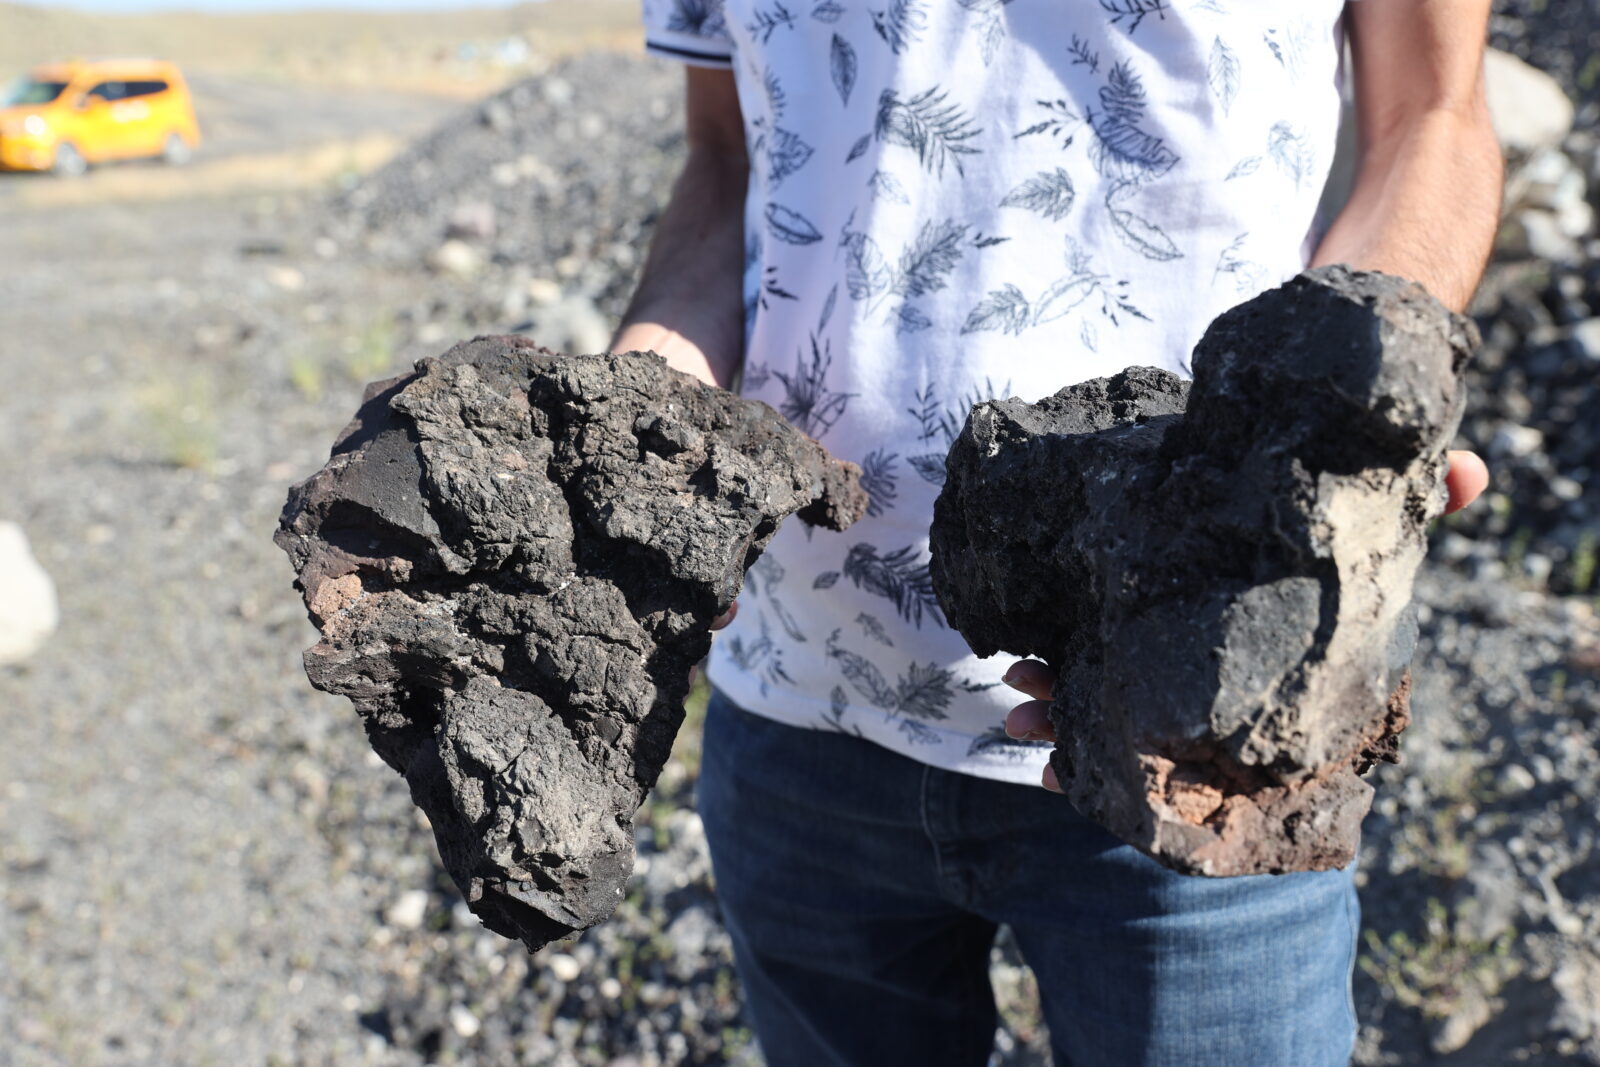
[1003, 448, 1490, 792]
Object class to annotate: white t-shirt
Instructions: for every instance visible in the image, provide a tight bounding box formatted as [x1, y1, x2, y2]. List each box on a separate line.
[641, 0, 1349, 783]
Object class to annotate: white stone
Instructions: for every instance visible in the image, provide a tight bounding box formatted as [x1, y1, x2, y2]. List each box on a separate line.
[1551, 954, 1600, 1040]
[1498, 763, 1537, 794]
[526, 278, 562, 307]
[384, 889, 429, 930]
[1491, 424, 1545, 459]
[428, 239, 482, 277]
[1484, 49, 1576, 156]
[528, 296, 611, 356]
[1569, 318, 1600, 360]
[547, 951, 582, 982]
[1499, 209, 1580, 263]
[0, 523, 59, 665]
[446, 201, 497, 243]
[448, 1004, 482, 1038]
[267, 266, 305, 292]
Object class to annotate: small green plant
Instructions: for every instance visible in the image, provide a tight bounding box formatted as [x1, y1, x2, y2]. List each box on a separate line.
[139, 371, 220, 470]
[1505, 526, 1532, 578]
[1360, 898, 1520, 1021]
[1570, 529, 1597, 595]
[1393, 759, 1496, 881]
[343, 318, 396, 383]
[287, 352, 325, 400]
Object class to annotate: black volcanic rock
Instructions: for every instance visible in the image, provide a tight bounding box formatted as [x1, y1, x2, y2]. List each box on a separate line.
[930, 268, 1474, 876]
[276, 337, 867, 948]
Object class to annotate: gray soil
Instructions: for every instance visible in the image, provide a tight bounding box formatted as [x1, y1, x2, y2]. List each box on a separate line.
[1, 47, 1597, 1067]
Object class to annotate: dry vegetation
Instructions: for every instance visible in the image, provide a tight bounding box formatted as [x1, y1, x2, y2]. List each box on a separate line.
[0, 0, 643, 97]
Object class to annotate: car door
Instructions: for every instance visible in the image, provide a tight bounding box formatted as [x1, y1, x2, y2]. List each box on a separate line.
[119, 80, 172, 157]
[73, 80, 121, 159]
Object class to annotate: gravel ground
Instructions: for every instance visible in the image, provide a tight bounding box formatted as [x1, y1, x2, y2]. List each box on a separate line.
[2, 40, 1598, 1067]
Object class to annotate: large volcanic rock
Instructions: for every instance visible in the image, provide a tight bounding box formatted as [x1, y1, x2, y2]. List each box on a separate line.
[276, 337, 867, 948]
[930, 267, 1474, 876]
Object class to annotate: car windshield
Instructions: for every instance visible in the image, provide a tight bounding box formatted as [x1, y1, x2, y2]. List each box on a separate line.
[2, 78, 69, 107]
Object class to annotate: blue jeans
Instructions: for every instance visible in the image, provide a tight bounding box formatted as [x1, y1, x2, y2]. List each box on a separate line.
[696, 687, 1359, 1067]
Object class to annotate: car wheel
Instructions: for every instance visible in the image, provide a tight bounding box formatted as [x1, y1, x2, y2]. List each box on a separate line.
[52, 142, 87, 178]
[161, 133, 192, 167]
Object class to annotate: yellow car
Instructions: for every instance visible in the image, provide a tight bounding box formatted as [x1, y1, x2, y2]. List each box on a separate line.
[0, 59, 201, 176]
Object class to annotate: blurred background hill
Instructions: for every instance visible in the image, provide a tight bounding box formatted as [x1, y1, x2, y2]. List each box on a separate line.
[0, 0, 639, 95]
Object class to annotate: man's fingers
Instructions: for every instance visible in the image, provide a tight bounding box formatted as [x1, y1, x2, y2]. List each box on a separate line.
[1001, 658, 1055, 701]
[1005, 699, 1055, 742]
[710, 600, 739, 631]
[1444, 449, 1489, 515]
[1042, 761, 1063, 794]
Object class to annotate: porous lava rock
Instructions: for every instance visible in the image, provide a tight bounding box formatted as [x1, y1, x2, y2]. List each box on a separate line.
[276, 337, 867, 947]
[930, 267, 1474, 876]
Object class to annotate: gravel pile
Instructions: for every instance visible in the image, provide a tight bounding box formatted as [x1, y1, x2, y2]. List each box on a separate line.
[329, 51, 686, 355]
[1491, 2, 1600, 111]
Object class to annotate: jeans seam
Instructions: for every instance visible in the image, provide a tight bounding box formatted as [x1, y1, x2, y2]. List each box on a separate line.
[918, 765, 949, 889]
[1343, 875, 1360, 1053]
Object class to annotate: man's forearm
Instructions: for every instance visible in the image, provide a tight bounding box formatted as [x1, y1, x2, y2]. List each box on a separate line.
[613, 144, 748, 389]
[1312, 2, 1503, 314]
[1312, 107, 1502, 313]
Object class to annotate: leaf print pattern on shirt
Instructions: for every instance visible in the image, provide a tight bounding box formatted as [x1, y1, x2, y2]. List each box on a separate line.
[1068, 33, 1100, 74]
[902, 378, 1009, 483]
[667, 0, 727, 36]
[1207, 37, 1240, 115]
[856, 611, 895, 646]
[824, 630, 954, 719]
[859, 448, 900, 516]
[1267, 121, 1313, 188]
[1225, 155, 1262, 181]
[726, 611, 793, 698]
[999, 168, 1076, 222]
[811, 0, 845, 21]
[1214, 231, 1266, 296]
[820, 685, 864, 736]
[957, 0, 1014, 67]
[876, 88, 983, 178]
[870, 169, 912, 204]
[843, 543, 945, 628]
[893, 218, 969, 297]
[762, 126, 815, 189]
[893, 304, 933, 334]
[830, 34, 858, 105]
[747, 0, 798, 42]
[1264, 22, 1313, 81]
[967, 726, 1052, 759]
[766, 202, 824, 244]
[774, 334, 855, 437]
[747, 554, 805, 640]
[817, 283, 839, 331]
[1089, 63, 1179, 185]
[838, 212, 970, 325]
[1099, 0, 1166, 34]
[870, 0, 926, 55]
[898, 719, 941, 744]
[964, 238, 1148, 335]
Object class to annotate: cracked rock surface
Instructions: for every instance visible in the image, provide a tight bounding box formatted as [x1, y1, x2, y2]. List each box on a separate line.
[930, 267, 1474, 876]
[276, 336, 866, 947]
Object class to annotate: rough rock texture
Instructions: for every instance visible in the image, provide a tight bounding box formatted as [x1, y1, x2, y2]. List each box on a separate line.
[930, 267, 1475, 877]
[276, 336, 866, 947]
